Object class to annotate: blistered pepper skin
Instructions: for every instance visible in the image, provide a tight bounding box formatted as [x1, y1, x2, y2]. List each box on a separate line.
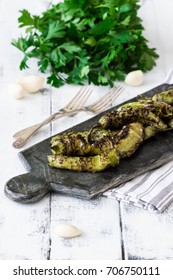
[98, 89, 173, 131]
[51, 131, 89, 155]
[143, 126, 157, 140]
[152, 89, 173, 105]
[48, 150, 120, 172]
[48, 89, 173, 172]
[48, 122, 144, 172]
[98, 103, 167, 130]
[128, 100, 173, 118]
[168, 118, 173, 128]
[51, 128, 118, 156]
[115, 122, 144, 158]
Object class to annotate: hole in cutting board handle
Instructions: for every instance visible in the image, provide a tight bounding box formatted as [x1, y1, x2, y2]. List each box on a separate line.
[4, 173, 50, 203]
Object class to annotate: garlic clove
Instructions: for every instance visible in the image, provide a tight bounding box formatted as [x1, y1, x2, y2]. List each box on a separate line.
[54, 224, 81, 238]
[18, 75, 45, 93]
[7, 83, 25, 99]
[125, 70, 144, 87]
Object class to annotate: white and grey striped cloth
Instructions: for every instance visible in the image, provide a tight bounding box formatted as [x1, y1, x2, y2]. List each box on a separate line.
[104, 160, 173, 213]
[104, 69, 173, 213]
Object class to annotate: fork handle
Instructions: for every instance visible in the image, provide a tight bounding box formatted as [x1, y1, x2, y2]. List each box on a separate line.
[13, 112, 62, 138]
[12, 110, 76, 148]
[13, 108, 82, 138]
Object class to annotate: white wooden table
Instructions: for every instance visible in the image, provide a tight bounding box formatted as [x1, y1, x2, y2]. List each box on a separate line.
[0, 0, 173, 260]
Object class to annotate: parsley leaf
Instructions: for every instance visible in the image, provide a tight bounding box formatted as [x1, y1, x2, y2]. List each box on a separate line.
[12, 0, 159, 88]
[46, 21, 65, 40]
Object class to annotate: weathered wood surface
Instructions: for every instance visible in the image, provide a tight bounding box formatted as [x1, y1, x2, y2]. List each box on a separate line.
[0, 0, 173, 260]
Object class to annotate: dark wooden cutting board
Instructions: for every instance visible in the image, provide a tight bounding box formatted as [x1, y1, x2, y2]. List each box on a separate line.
[4, 83, 173, 203]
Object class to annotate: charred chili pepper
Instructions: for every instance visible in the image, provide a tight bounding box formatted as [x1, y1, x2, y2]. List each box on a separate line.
[48, 122, 144, 171]
[48, 150, 120, 172]
[98, 102, 167, 130]
[48, 88, 173, 172]
[152, 89, 173, 105]
[51, 128, 118, 156]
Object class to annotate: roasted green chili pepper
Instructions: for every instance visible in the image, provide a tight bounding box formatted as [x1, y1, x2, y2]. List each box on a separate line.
[126, 100, 173, 119]
[87, 125, 119, 142]
[143, 125, 157, 140]
[168, 118, 173, 128]
[48, 123, 144, 171]
[98, 89, 173, 130]
[51, 128, 118, 156]
[86, 122, 144, 157]
[98, 103, 167, 130]
[48, 89, 173, 172]
[115, 122, 144, 157]
[51, 130, 89, 155]
[152, 89, 173, 105]
[48, 150, 120, 172]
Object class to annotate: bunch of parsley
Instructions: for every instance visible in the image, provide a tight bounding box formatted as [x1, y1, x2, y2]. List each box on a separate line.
[12, 0, 158, 88]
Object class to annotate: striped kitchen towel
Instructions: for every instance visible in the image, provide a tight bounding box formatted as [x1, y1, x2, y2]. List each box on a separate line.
[104, 160, 173, 213]
[104, 69, 173, 213]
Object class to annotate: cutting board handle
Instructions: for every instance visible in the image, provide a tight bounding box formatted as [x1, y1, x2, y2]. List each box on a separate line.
[4, 173, 50, 203]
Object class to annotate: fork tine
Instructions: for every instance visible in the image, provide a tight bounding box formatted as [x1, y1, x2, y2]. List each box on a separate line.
[87, 88, 114, 108]
[90, 85, 124, 111]
[65, 87, 92, 110]
[72, 88, 92, 110]
[109, 86, 124, 103]
[64, 87, 87, 108]
[88, 85, 120, 108]
[97, 87, 123, 111]
[92, 95, 112, 111]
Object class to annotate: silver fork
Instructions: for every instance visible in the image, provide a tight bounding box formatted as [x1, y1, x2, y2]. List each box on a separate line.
[13, 85, 123, 148]
[13, 87, 92, 148]
[84, 85, 123, 113]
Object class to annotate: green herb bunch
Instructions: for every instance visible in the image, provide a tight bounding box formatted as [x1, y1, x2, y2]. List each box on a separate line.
[12, 0, 159, 88]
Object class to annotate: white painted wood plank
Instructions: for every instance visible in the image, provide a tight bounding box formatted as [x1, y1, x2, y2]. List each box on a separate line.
[49, 0, 173, 260]
[120, 0, 173, 260]
[50, 196, 122, 260]
[0, 0, 51, 260]
[152, 0, 173, 74]
[138, 0, 165, 84]
[0, 197, 51, 260]
[49, 85, 122, 260]
[120, 203, 173, 260]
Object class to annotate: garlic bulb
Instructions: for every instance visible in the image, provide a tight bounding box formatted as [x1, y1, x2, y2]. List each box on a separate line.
[7, 83, 25, 99]
[125, 70, 144, 86]
[18, 75, 45, 93]
[54, 224, 81, 238]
